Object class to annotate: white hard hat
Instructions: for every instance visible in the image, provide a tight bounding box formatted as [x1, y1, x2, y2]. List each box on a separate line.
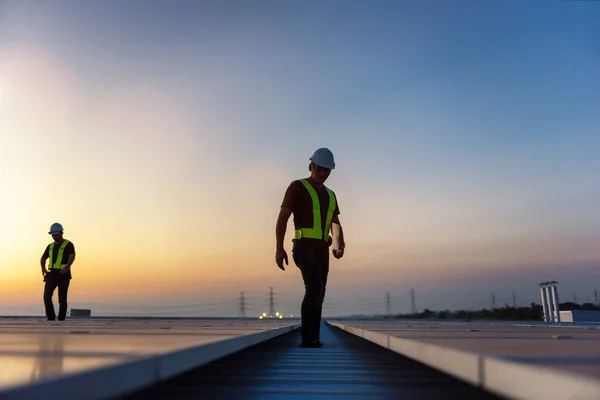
[309, 148, 335, 169]
[48, 222, 64, 234]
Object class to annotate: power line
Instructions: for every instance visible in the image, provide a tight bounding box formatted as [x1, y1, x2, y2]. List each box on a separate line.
[71, 299, 238, 309]
[109, 304, 237, 317]
[410, 288, 417, 314]
[268, 287, 276, 317]
[385, 291, 392, 315]
[239, 292, 247, 318]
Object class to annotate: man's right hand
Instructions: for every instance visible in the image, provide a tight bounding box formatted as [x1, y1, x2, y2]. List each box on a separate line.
[276, 248, 288, 271]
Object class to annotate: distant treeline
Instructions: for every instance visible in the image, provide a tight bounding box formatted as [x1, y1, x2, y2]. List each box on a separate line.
[390, 302, 600, 321]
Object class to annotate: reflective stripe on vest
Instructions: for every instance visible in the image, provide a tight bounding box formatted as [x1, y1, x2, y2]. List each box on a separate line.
[294, 179, 336, 241]
[49, 240, 70, 269]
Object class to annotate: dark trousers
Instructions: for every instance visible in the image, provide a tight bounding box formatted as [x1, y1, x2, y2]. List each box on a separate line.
[43, 272, 70, 320]
[292, 240, 329, 341]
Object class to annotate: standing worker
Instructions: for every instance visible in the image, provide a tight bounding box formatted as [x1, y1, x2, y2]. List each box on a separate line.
[40, 223, 76, 321]
[275, 148, 345, 348]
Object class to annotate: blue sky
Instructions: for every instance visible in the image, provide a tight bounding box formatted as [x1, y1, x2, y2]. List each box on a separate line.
[1, 1, 599, 316]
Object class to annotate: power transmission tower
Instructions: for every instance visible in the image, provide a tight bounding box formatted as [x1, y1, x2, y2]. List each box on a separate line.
[573, 293, 578, 304]
[595, 290, 598, 305]
[410, 289, 417, 314]
[492, 293, 496, 309]
[512, 292, 516, 308]
[385, 291, 392, 315]
[239, 292, 247, 318]
[268, 287, 276, 317]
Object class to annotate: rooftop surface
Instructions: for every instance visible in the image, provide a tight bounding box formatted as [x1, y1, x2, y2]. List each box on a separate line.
[330, 319, 600, 400]
[3, 317, 600, 400]
[0, 317, 297, 399]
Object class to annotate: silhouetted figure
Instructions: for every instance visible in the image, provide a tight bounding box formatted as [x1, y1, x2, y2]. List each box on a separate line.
[275, 148, 346, 348]
[40, 223, 76, 321]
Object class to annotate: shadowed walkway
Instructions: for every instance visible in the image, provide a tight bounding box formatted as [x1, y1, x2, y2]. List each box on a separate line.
[122, 322, 505, 400]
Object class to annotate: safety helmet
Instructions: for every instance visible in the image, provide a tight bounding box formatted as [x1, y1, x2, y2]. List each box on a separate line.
[309, 148, 335, 169]
[48, 222, 64, 235]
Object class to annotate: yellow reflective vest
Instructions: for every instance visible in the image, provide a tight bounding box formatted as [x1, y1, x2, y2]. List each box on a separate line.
[48, 240, 70, 269]
[294, 179, 336, 241]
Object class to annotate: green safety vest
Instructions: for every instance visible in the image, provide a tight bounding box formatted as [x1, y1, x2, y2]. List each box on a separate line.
[294, 179, 336, 241]
[48, 240, 70, 269]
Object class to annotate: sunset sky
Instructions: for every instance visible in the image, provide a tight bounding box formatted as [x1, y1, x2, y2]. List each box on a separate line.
[1, 1, 599, 317]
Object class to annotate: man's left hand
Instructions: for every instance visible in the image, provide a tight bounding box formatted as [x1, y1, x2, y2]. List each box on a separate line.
[60, 266, 70, 274]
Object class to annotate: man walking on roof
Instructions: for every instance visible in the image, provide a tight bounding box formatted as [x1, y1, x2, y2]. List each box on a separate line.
[275, 148, 346, 348]
[40, 222, 76, 321]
